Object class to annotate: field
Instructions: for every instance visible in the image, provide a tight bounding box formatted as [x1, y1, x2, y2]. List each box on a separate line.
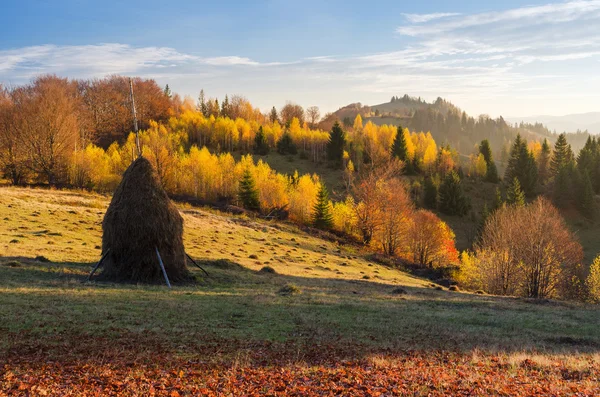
[1, 187, 600, 396]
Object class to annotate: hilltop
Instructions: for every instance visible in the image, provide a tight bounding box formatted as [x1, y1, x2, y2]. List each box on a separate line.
[327, 95, 593, 156]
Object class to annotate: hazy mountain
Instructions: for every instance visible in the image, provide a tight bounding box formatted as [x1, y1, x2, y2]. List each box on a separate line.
[507, 112, 600, 134]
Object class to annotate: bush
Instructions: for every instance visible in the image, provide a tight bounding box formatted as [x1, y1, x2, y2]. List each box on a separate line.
[259, 266, 276, 274]
[278, 283, 301, 296]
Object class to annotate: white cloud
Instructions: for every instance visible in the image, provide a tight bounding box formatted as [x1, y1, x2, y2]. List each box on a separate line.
[397, 0, 600, 36]
[1, 2, 600, 117]
[401, 12, 461, 23]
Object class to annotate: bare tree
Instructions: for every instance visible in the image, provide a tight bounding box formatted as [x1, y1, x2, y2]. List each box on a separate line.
[306, 106, 320, 128]
[477, 197, 583, 298]
[0, 86, 28, 184]
[15, 76, 80, 184]
[280, 102, 304, 126]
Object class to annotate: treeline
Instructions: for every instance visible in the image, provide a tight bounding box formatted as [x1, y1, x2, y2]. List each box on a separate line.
[63, 122, 461, 270]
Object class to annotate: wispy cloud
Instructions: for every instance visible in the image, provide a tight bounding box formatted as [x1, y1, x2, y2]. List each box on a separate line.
[397, 0, 600, 36]
[1, 1, 599, 117]
[401, 12, 461, 23]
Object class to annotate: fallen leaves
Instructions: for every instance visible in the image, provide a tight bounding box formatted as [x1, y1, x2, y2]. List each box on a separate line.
[2, 346, 599, 396]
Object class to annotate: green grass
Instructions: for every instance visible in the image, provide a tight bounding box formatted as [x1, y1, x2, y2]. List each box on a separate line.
[1, 186, 600, 362]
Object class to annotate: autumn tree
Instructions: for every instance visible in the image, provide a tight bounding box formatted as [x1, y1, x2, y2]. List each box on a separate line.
[477, 197, 583, 299]
[587, 255, 600, 303]
[238, 168, 260, 212]
[373, 178, 413, 256]
[407, 210, 458, 268]
[353, 162, 402, 245]
[280, 102, 304, 126]
[15, 75, 80, 184]
[0, 88, 28, 184]
[312, 183, 334, 229]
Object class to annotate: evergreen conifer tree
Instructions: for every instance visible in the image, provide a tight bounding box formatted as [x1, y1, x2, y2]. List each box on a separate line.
[392, 125, 413, 173]
[327, 122, 346, 166]
[391, 125, 408, 161]
[553, 165, 572, 208]
[270, 106, 279, 123]
[504, 134, 537, 196]
[423, 176, 438, 209]
[491, 187, 504, 212]
[578, 169, 596, 219]
[538, 139, 551, 184]
[479, 139, 498, 183]
[238, 169, 260, 212]
[312, 184, 334, 229]
[551, 133, 573, 177]
[506, 177, 525, 207]
[276, 131, 297, 155]
[438, 171, 471, 216]
[253, 126, 270, 155]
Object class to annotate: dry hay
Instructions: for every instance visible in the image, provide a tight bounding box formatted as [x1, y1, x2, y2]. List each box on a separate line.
[99, 157, 191, 284]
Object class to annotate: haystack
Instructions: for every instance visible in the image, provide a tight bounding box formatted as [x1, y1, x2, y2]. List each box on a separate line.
[98, 157, 191, 283]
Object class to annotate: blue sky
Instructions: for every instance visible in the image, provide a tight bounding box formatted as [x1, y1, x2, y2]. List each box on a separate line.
[1, 0, 599, 117]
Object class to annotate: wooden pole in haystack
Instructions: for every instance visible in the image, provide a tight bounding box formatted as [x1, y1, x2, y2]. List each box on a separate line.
[129, 78, 141, 158]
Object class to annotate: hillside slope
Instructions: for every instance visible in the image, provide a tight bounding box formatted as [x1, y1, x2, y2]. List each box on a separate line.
[1, 187, 600, 395]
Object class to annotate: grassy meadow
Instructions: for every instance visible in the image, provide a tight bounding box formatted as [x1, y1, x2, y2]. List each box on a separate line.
[1, 186, 600, 395]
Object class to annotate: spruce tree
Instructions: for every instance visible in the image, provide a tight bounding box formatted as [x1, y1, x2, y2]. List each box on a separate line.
[238, 169, 260, 212]
[327, 122, 346, 166]
[253, 126, 270, 155]
[578, 169, 596, 219]
[221, 95, 230, 118]
[577, 136, 597, 190]
[270, 106, 279, 123]
[553, 166, 572, 208]
[423, 176, 438, 209]
[506, 177, 525, 207]
[392, 125, 414, 173]
[438, 171, 471, 216]
[391, 125, 408, 161]
[504, 134, 524, 182]
[198, 89, 208, 116]
[276, 131, 297, 155]
[538, 139, 551, 184]
[551, 133, 572, 177]
[163, 84, 172, 98]
[312, 184, 334, 229]
[491, 187, 504, 212]
[504, 134, 537, 196]
[479, 139, 498, 183]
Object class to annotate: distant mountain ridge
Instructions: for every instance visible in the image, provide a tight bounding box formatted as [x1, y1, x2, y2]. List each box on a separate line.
[325, 95, 591, 160]
[507, 112, 600, 135]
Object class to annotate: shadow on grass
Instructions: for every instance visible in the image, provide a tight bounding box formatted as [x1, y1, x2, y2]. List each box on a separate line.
[1, 254, 600, 365]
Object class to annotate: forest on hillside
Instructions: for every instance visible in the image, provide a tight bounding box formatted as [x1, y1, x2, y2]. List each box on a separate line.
[1, 75, 600, 303]
[330, 94, 593, 161]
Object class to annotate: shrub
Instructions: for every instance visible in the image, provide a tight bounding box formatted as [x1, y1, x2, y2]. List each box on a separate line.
[278, 283, 301, 296]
